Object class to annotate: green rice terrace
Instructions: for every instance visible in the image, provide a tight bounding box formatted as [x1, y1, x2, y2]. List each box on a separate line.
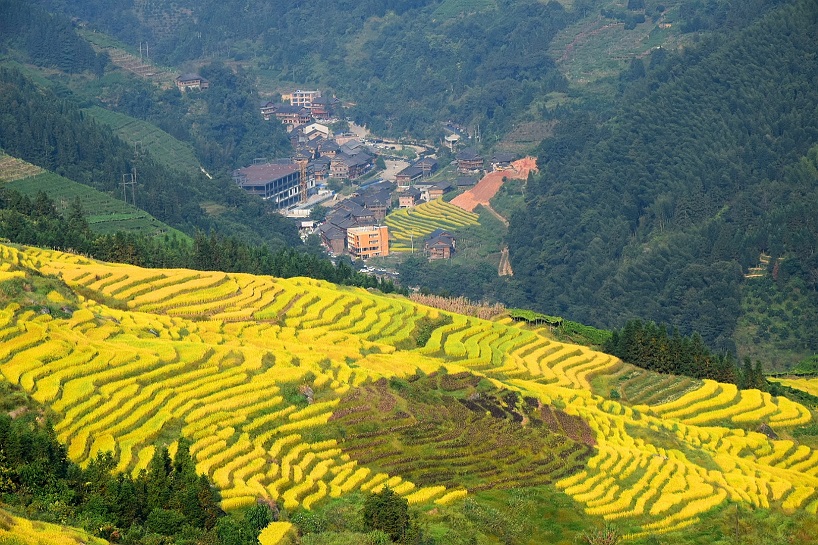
[0, 152, 188, 239]
[0, 242, 817, 543]
[83, 106, 203, 176]
[385, 199, 480, 252]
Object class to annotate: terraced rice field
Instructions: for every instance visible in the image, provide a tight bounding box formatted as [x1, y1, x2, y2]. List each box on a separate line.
[1, 157, 186, 238]
[384, 199, 479, 251]
[0, 507, 107, 545]
[1, 242, 816, 538]
[771, 376, 818, 398]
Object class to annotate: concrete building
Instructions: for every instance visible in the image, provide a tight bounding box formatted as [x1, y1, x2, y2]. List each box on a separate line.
[232, 163, 303, 209]
[347, 225, 389, 259]
[282, 90, 321, 108]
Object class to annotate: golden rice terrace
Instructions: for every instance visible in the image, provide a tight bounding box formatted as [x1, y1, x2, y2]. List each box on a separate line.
[0, 242, 817, 541]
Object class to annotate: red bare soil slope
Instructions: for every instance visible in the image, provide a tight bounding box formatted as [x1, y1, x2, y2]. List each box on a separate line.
[451, 157, 537, 212]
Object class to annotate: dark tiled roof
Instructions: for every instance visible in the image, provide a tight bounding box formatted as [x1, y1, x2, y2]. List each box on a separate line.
[177, 73, 207, 83]
[319, 140, 340, 152]
[456, 147, 482, 161]
[396, 166, 423, 179]
[318, 223, 345, 239]
[428, 228, 454, 240]
[233, 163, 299, 185]
[415, 157, 438, 169]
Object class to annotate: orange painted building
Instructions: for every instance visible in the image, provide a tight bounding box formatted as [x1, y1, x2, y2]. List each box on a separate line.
[347, 225, 389, 259]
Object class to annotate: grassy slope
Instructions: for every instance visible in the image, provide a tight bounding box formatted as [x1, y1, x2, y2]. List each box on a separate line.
[83, 106, 202, 177]
[548, 0, 696, 94]
[0, 153, 189, 240]
[0, 242, 817, 543]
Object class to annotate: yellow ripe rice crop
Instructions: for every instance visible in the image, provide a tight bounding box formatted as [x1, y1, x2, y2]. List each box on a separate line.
[7, 242, 818, 536]
[0, 269, 25, 282]
[769, 396, 812, 427]
[267, 434, 303, 459]
[221, 496, 257, 510]
[731, 391, 780, 423]
[258, 522, 295, 545]
[385, 199, 479, 250]
[133, 445, 156, 475]
[392, 481, 416, 495]
[213, 445, 266, 488]
[275, 412, 334, 434]
[0, 507, 108, 545]
[339, 467, 371, 493]
[771, 377, 818, 398]
[287, 399, 340, 421]
[434, 489, 468, 505]
[650, 379, 721, 415]
[406, 485, 447, 505]
[281, 478, 316, 509]
[198, 434, 253, 478]
[0, 326, 46, 367]
[301, 481, 328, 510]
[126, 273, 228, 307]
[782, 486, 815, 511]
[360, 473, 389, 492]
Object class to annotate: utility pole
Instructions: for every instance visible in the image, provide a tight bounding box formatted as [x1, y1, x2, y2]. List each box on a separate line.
[121, 170, 136, 206]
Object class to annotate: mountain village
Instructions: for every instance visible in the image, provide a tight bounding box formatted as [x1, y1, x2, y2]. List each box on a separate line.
[214, 85, 524, 261]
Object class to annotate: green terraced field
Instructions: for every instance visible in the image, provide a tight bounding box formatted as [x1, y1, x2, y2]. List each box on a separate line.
[385, 199, 480, 251]
[84, 106, 202, 176]
[3, 164, 188, 239]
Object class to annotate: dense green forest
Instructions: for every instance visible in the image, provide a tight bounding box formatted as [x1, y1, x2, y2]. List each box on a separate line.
[0, 0, 108, 75]
[507, 0, 818, 357]
[34, 0, 577, 140]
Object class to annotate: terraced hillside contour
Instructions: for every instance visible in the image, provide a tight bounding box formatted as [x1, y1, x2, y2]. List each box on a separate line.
[0, 242, 817, 540]
[0, 152, 188, 238]
[384, 198, 479, 252]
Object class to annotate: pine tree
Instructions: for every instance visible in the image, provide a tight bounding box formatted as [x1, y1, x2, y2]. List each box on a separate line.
[363, 485, 410, 542]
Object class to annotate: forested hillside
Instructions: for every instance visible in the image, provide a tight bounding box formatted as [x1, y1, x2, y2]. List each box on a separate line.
[0, 0, 108, 75]
[0, 68, 299, 249]
[507, 0, 818, 357]
[35, 0, 576, 139]
[97, 61, 293, 173]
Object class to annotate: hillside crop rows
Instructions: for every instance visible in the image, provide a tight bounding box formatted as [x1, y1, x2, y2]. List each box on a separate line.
[0, 507, 107, 545]
[0, 152, 45, 182]
[772, 377, 818, 398]
[1, 242, 817, 538]
[4, 168, 184, 238]
[84, 106, 202, 176]
[384, 199, 479, 251]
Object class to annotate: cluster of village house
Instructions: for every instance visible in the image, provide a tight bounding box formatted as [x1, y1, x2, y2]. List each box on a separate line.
[175, 76, 517, 261]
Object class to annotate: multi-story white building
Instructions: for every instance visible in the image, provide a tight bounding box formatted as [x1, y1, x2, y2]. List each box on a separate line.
[282, 90, 322, 108]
